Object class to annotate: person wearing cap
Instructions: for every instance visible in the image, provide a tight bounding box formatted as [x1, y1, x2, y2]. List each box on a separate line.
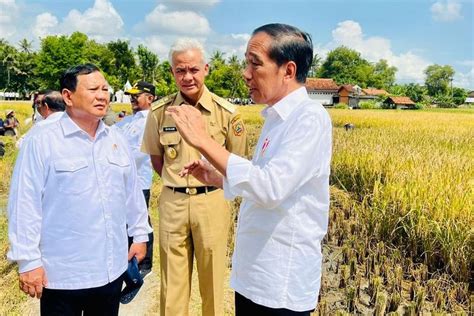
[7, 63, 152, 315]
[116, 81, 156, 279]
[141, 38, 248, 316]
[4, 109, 19, 137]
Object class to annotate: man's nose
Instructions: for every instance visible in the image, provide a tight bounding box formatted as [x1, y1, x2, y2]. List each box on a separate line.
[242, 66, 251, 81]
[183, 71, 193, 81]
[97, 90, 108, 100]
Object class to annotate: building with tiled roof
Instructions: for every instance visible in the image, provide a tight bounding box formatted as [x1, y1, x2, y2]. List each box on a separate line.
[384, 96, 416, 109]
[464, 91, 474, 104]
[362, 88, 389, 96]
[305, 78, 339, 106]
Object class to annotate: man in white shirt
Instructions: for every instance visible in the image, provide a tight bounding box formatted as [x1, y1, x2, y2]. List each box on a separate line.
[16, 90, 65, 149]
[7, 63, 152, 315]
[167, 23, 332, 315]
[116, 81, 155, 279]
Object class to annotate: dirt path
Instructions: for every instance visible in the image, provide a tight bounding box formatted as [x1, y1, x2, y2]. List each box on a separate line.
[20, 272, 160, 316]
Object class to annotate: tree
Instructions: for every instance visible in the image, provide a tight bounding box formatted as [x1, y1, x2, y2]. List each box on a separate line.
[205, 54, 248, 98]
[137, 45, 159, 83]
[308, 53, 322, 78]
[107, 40, 139, 88]
[18, 39, 33, 54]
[209, 50, 225, 73]
[452, 87, 467, 105]
[424, 64, 455, 97]
[35, 32, 89, 89]
[317, 46, 372, 86]
[155, 61, 177, 97]
[369, 59, 397, 89]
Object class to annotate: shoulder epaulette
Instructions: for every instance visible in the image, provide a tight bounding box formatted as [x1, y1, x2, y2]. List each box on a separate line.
[212, 94, 236, 114]
[151, 94, 176, 111]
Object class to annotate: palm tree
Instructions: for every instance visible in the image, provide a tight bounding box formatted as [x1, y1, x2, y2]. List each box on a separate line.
[18, 39, 33, 54]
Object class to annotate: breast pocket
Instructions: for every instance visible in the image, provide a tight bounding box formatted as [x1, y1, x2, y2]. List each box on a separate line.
[160, 132, 182, 171]
[106, 154, 131, 192]
[209, 125, 225, 146]
[54, 158, 93, 194]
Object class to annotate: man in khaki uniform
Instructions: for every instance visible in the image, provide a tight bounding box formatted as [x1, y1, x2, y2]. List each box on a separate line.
[141, 38, 248, 316]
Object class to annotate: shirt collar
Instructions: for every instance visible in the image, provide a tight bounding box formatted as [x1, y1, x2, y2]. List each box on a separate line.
[173, 86, 213, 112]
[45, 111, 64, 121]
[262, 86, 308, 121]
[60, 112, 109, 138]
[134, 109, 149, 119]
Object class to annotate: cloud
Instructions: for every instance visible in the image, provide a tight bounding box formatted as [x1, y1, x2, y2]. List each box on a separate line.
[158, 0, 220, 11]
[138, 4, 211, 36]
[141, 35, 171, 60]
[457, 60, 474, 67]
[206, 33, 250, 60]
[60, 0, 124, 41]
[32, 12, 59, 39]
[431, 0, 462, 22]
[322, 20, 431, 83]
[453, 67, 474, 89]
[0, 0, 20, 39]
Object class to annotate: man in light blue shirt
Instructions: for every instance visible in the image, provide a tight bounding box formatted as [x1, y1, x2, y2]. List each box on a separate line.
[7, 64, 152, 315]
[167, 24, 332, 315]
[116, 81, 155, 279]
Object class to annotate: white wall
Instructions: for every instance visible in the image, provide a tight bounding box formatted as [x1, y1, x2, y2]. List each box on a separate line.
[308, 92, 334, 105]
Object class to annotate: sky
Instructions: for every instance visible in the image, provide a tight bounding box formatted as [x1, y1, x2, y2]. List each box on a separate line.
[1, 0, 473, 89]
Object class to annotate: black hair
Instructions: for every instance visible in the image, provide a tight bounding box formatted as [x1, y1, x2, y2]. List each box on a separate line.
[44, 91, 66, 112]
[252, 23, 313, 83]
[60, 63, 101, 92]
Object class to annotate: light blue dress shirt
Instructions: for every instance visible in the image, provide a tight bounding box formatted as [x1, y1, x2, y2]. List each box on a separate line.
[115, 110, 152, 190]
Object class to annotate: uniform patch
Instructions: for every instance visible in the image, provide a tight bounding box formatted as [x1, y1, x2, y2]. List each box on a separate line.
[232, 120, 244, 136]
[163, 126, 177, 132]
[230, 114, 241, 125]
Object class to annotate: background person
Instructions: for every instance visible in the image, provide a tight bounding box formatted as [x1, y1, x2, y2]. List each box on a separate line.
[116, 81, 156, 279]
[16, 90, 65, 148]
[141, 38, 248, 316]
[167, 23, 332, 315]
[4, 109, 19, 137]
[7, 63, 152, 315]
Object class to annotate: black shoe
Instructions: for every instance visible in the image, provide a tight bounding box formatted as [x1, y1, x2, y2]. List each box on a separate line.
[139, 268, 152, 280]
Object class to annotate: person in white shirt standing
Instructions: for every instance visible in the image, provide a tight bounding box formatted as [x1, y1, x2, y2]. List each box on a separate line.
[166, 23, 332, 315]
[116, 81, 155, 279]
[16, 90, 66, 149]
[7, 63, 152, 316]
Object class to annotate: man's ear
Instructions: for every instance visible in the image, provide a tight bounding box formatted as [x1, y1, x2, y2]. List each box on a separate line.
[62, 89, 74, 107]
[284, 61, 297, 81]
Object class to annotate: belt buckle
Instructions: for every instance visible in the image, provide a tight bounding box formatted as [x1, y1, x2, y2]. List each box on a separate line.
[186, 187, 197, 195]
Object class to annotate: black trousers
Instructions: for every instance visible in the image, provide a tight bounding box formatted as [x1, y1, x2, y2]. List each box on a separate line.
[128, 189, 153, 270]
[235, 292, 314, 316]
[40, 275, 123, 316]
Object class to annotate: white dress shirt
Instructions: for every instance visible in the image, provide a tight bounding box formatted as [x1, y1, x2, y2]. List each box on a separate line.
[16, 111, 64, 149]
[115, 110, 152, 190]
[7, 113, 152, 290]
[223, 87, 332, 311]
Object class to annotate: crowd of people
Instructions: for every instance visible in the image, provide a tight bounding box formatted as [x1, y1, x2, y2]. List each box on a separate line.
[6, 23, 332, 316]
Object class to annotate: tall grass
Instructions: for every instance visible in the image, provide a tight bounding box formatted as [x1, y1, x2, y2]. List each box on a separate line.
[329, 109, 473, 282]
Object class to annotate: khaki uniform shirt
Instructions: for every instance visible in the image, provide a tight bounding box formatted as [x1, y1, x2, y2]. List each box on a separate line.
[142, 86, 248, 188]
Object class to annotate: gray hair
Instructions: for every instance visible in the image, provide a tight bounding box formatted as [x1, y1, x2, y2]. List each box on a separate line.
[168, 38, 207, 66]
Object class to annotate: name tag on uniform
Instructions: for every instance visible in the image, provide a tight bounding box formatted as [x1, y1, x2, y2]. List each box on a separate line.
[163, 126, 177, 132]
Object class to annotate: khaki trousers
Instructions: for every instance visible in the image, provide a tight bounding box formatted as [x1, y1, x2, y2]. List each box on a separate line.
[159, 186, 231, 316]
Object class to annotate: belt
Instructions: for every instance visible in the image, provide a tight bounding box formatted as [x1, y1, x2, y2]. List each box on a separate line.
[167, 186, 218, 195]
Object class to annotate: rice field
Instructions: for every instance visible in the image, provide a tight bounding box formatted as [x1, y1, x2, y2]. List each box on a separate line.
[0, 102, 472, 314]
